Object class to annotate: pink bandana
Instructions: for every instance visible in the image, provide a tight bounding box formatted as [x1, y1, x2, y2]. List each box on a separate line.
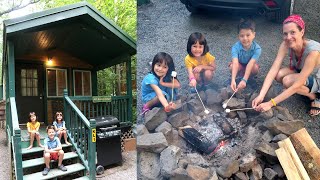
[283, 14, 305, 30]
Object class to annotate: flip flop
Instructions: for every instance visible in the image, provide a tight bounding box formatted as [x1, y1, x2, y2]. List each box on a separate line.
[309, 99, 320, 116]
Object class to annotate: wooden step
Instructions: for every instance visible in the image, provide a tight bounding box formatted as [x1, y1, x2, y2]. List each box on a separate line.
[22, 144, 72, 155]
[73, 176, 90, 180]
[23, 163, 85, 180]
[23, 152, 78, 168]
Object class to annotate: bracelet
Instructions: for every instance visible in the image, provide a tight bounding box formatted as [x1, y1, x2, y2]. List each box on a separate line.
[270, 98, 277, 107]
[241, 78, 247, 83]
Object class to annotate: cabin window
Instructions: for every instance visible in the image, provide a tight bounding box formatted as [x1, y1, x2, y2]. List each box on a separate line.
[21, 69, 38, 96]
[73, 70, 92, 96]
[47, 68, 67, 97]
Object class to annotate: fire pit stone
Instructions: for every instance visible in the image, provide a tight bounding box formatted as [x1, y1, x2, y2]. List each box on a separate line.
[167, 111, 190, 128]
[216, 159, 240, 178]
[137, 132, 168, 153]
[144, 107, 167, 131]
[138, 84, 302, 179]
[239, 153, 257, 172]
[160, 145, 181, 178]
[186, 164, 211, 180]
[136, 124, 149, 136]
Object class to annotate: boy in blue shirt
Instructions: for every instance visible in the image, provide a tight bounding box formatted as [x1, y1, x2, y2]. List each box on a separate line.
[42, 125, 67, 176]
[229, 19, 261, 92]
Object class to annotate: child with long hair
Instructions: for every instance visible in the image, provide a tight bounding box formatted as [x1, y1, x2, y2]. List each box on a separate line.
[141, 52, 181, 114]
[26, 112, 43, 149]
[53, 112, 70, 145]
[185, 32, 216, 90]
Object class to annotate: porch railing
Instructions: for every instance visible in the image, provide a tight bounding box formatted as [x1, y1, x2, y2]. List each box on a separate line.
[70, 95, 130, 123]
[63, 90, 96, 179]
[6, 97, 23, 180]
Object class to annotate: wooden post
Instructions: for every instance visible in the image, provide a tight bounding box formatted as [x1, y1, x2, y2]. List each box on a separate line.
[290, 128, 320, 179]
[126, 57, 132, 123]
[13, 128, 23, 180]
[278, 138, 310, 180]
[63, 89, 70, 129]
[88, 119, 96, 180]
[275, 148, 302, 180]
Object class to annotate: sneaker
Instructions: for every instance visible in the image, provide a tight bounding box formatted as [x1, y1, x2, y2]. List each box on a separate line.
[58, 164, 67, 171]
[42, 167, 50, 176]
[141, 104, 150, 115]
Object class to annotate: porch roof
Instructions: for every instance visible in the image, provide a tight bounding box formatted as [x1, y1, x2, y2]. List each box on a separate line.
[3, 2, 136, 70]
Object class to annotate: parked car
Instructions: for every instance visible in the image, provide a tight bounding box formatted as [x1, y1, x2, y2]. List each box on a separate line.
[180, 0, 294, 22]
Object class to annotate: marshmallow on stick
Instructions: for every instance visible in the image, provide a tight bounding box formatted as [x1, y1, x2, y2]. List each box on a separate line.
[225, 107, 254, 113]
[171, 71, 177, 102]
[171, 71, 177, 77]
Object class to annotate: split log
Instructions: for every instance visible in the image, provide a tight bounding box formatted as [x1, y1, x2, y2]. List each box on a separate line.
[178, 126, 218, 154]
[278, 138, 310, 180]
[275, 147, 302, 180]
[290, 128, 320, 180]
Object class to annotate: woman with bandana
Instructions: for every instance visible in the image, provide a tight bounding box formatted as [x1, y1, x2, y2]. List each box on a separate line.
[252, 15, 320, 116]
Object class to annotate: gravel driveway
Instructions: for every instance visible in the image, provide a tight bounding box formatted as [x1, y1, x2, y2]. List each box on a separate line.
[137, 0, 320, 146]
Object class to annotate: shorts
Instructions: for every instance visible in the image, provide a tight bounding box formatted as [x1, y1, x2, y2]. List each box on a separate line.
[50, 152, 59, 161]
[142, 91, 169, 104]
[295, 68, 319, 93]
[228, 61, 260, 72]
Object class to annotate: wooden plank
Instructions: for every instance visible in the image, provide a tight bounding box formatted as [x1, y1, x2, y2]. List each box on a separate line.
[23, 163, 85, 180]
[275, 147, 302, 180]
[23, 152, 78, 168]
[73, 176, 90, 180]
[278, 138, 310, 180]
[22, 143, 72, 155]
[290, 128, 320, 180]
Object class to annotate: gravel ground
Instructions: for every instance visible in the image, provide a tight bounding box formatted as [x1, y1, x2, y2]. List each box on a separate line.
[137, 0, 320, 146]
[97, 151, 137, 180]
[0, 128, 10, 180]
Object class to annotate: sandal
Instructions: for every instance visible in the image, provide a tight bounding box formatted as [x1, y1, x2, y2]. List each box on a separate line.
[309, 99, 320, 116]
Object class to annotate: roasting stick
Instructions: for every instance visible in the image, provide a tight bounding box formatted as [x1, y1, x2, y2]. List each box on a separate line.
[222, 88, 238, 109]
[171, 71, 177, 102]
[225, 107, 254, 113]
[194, 86, 210, 114]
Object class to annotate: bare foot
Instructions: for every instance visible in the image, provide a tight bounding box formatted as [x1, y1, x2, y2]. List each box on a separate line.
[65, 141, 71, 145]
[27, 145, 33, 150]
[38, 144, 44, 148]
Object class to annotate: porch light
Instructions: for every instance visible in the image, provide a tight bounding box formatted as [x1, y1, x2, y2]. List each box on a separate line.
[47, 57, 53, 65]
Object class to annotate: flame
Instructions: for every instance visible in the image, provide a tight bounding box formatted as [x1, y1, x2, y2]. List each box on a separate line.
[212, 140, 227, 154]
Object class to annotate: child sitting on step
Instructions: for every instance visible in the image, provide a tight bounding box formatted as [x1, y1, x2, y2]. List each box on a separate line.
[26, 112, 43, 149]
[53, 112, 71, 145]
[42, 125, 67, 176]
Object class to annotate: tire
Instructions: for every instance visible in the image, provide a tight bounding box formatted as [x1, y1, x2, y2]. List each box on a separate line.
[185, 2, 198, 13]
[96, 165, 104, 175]
[274, 0, 294, 23]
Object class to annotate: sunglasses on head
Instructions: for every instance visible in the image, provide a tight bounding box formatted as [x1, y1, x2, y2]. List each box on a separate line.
[29, 112, 35, 115]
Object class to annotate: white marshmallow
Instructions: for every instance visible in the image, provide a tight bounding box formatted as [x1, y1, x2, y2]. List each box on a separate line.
[225, 109, 231, 113]
[204, 109, 210, 114]
[171, 71, 177, 77]
[222, 103, 227, 109]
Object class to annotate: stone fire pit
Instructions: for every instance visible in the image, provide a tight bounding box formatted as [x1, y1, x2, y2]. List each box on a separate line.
[137, 84, 305, 180]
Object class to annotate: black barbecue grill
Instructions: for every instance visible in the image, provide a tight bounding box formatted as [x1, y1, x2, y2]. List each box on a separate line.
[95, 115, 122, 173]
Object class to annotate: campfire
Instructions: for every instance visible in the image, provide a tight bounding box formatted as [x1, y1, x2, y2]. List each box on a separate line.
[137, 84, 312, 179]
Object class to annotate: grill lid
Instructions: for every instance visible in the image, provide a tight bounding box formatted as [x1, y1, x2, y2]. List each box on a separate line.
[94, 115, 119, 128]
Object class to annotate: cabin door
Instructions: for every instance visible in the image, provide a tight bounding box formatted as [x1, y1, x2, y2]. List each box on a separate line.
[15, 63, 44, 124]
